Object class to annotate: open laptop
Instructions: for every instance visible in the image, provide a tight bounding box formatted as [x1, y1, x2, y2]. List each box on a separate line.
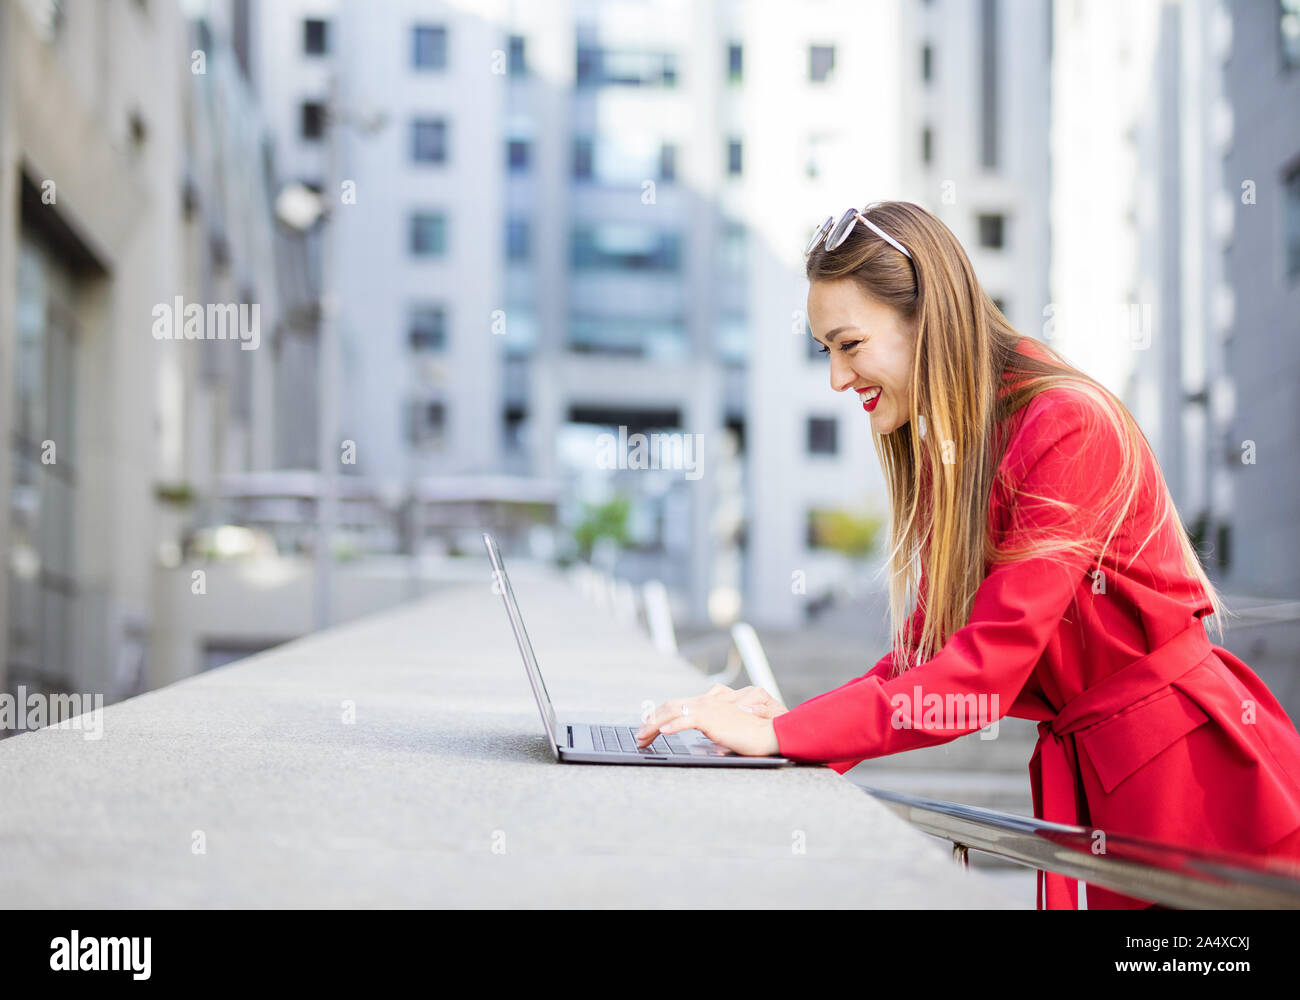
[482, 531, 791, 767]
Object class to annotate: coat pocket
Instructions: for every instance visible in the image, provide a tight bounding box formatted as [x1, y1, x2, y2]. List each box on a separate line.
[1079, 688, 1210, 794]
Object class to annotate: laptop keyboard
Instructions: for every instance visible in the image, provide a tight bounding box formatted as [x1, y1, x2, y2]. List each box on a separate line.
[590, 725, 704, 756]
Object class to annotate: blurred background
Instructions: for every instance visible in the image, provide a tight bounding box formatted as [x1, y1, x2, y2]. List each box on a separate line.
[1, 0, 1297, 749]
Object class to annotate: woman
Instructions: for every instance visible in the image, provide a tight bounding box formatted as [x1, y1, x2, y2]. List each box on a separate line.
[634, 200, 1300, 909]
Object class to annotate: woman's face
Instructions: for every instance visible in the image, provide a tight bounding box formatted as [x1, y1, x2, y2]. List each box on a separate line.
[807, 278, 916, 435]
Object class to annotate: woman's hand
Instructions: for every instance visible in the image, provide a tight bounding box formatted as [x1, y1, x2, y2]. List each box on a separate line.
[635, 684, 788, 756]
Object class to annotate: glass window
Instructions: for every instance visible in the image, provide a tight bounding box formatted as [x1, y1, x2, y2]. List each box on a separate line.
[571, 225, 681, 272]
[411, 118, 447, 163]
[508, 34, 527, 76]
[727, 139, 742, 176]
[503, 305, 537, 357]
[303, 19, 328, 55]
[1285, 161, 1300, 278]
[413, 25, 447, 70]
[573, 136, 593, 180]
[720, 222, 746, 276]
[506, 217, 530, 262]
[922, 42, 932, 82]
[810, 45, 835, 82]
[575, 46, 677, 87]
[807, 417, 838, 455]
[507, 138, 530, 172]
[504, 406, 527, 452]
[719, 313, 747, 365]
[10, 231, 78, 693]
[300, 101, 325, 140]
[569, 314, 687, 359]
[922, 125, 933, 165]
[977, 212, 1005, 249]
[659, 143, 676, 183]
[728, 42, 743, 83]
[409, 212, 446, 256]
[1283, 0, 1300, 69]
[407, 399, 447, 448]
[409, 304, 446, 351]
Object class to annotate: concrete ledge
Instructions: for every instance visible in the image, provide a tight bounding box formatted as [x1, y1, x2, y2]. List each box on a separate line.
[0, 566, 1023, 907]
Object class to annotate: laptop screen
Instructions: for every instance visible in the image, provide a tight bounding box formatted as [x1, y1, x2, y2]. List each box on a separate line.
[481, 532, 560, 754]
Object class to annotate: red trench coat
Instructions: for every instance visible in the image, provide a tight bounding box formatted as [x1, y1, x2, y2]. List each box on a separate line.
[771, 375, 1300, 909]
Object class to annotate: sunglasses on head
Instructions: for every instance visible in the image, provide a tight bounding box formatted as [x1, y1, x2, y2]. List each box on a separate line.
[805, 207, 913, 261]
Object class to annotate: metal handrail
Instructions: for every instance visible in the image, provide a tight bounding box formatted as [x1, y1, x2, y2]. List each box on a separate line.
[861, 785, 1300, 908]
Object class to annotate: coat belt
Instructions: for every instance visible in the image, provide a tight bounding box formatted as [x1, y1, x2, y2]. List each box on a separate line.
[1028, 619, 1213, 909]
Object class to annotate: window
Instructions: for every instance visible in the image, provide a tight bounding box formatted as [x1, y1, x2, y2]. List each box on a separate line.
[411, 118, 447, 163]
[502, 305, 537, 356]
[571, 225, 681, 273]
[659, 144, 676, 182]
[991, 297, 1007, 316]
[727, 138, 743, 176]
[718, 313, 747, 365]
[728, 42, 743, 82]
[720, 222, 746, 276]
[977, 212, 1005, 249]
[408, 399, 446, 447]
[409, 305, 446, 351]
[810, 45, 835, 83]
[300, 101, 325, 140]
[807, 417, 838, 455]
[506, 217, 530, 262]
[921, 125, 933, 165]
[413, 25, 447, 69]
[573, 137, 593, 180]
[10, 232, 79, 693]
[303, 18, 327, 55]
[576, 46, 677, 87]
[569, 314, 687, 359]
[1286, 160, 1300, 278]
[504, 406, 527, 452]
[508, 34, 527, 76]
[574, 133, 668, 186]
[1283, 0, 1300, 69]
[507, 138, 530, 172]
[922, 43, 932, 82]
[409, 213, 446, 256]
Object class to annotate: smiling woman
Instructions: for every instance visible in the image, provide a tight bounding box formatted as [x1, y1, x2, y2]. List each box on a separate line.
[636, 199, 1300, 911]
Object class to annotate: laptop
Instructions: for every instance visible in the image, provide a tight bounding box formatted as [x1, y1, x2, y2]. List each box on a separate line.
[482, 531, 792, 767]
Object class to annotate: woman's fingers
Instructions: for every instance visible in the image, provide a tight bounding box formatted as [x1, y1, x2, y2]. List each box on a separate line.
[635, 695, 697, 745]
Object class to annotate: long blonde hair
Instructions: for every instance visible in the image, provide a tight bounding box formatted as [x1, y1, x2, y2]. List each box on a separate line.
[806, 200, 1228, 676]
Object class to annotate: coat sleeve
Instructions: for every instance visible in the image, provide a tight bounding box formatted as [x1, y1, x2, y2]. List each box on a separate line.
[779, 572, 929, 772]
[773, 390, 1120, 773]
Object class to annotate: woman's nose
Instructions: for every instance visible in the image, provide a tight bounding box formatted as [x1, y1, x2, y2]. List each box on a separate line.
[830, 354, 856, 392]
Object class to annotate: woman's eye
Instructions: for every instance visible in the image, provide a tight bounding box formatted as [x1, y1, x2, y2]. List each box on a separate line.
[816, 340, 860, 355]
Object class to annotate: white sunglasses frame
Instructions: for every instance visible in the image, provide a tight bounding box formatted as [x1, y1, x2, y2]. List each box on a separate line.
[805, 208, 913, 261]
